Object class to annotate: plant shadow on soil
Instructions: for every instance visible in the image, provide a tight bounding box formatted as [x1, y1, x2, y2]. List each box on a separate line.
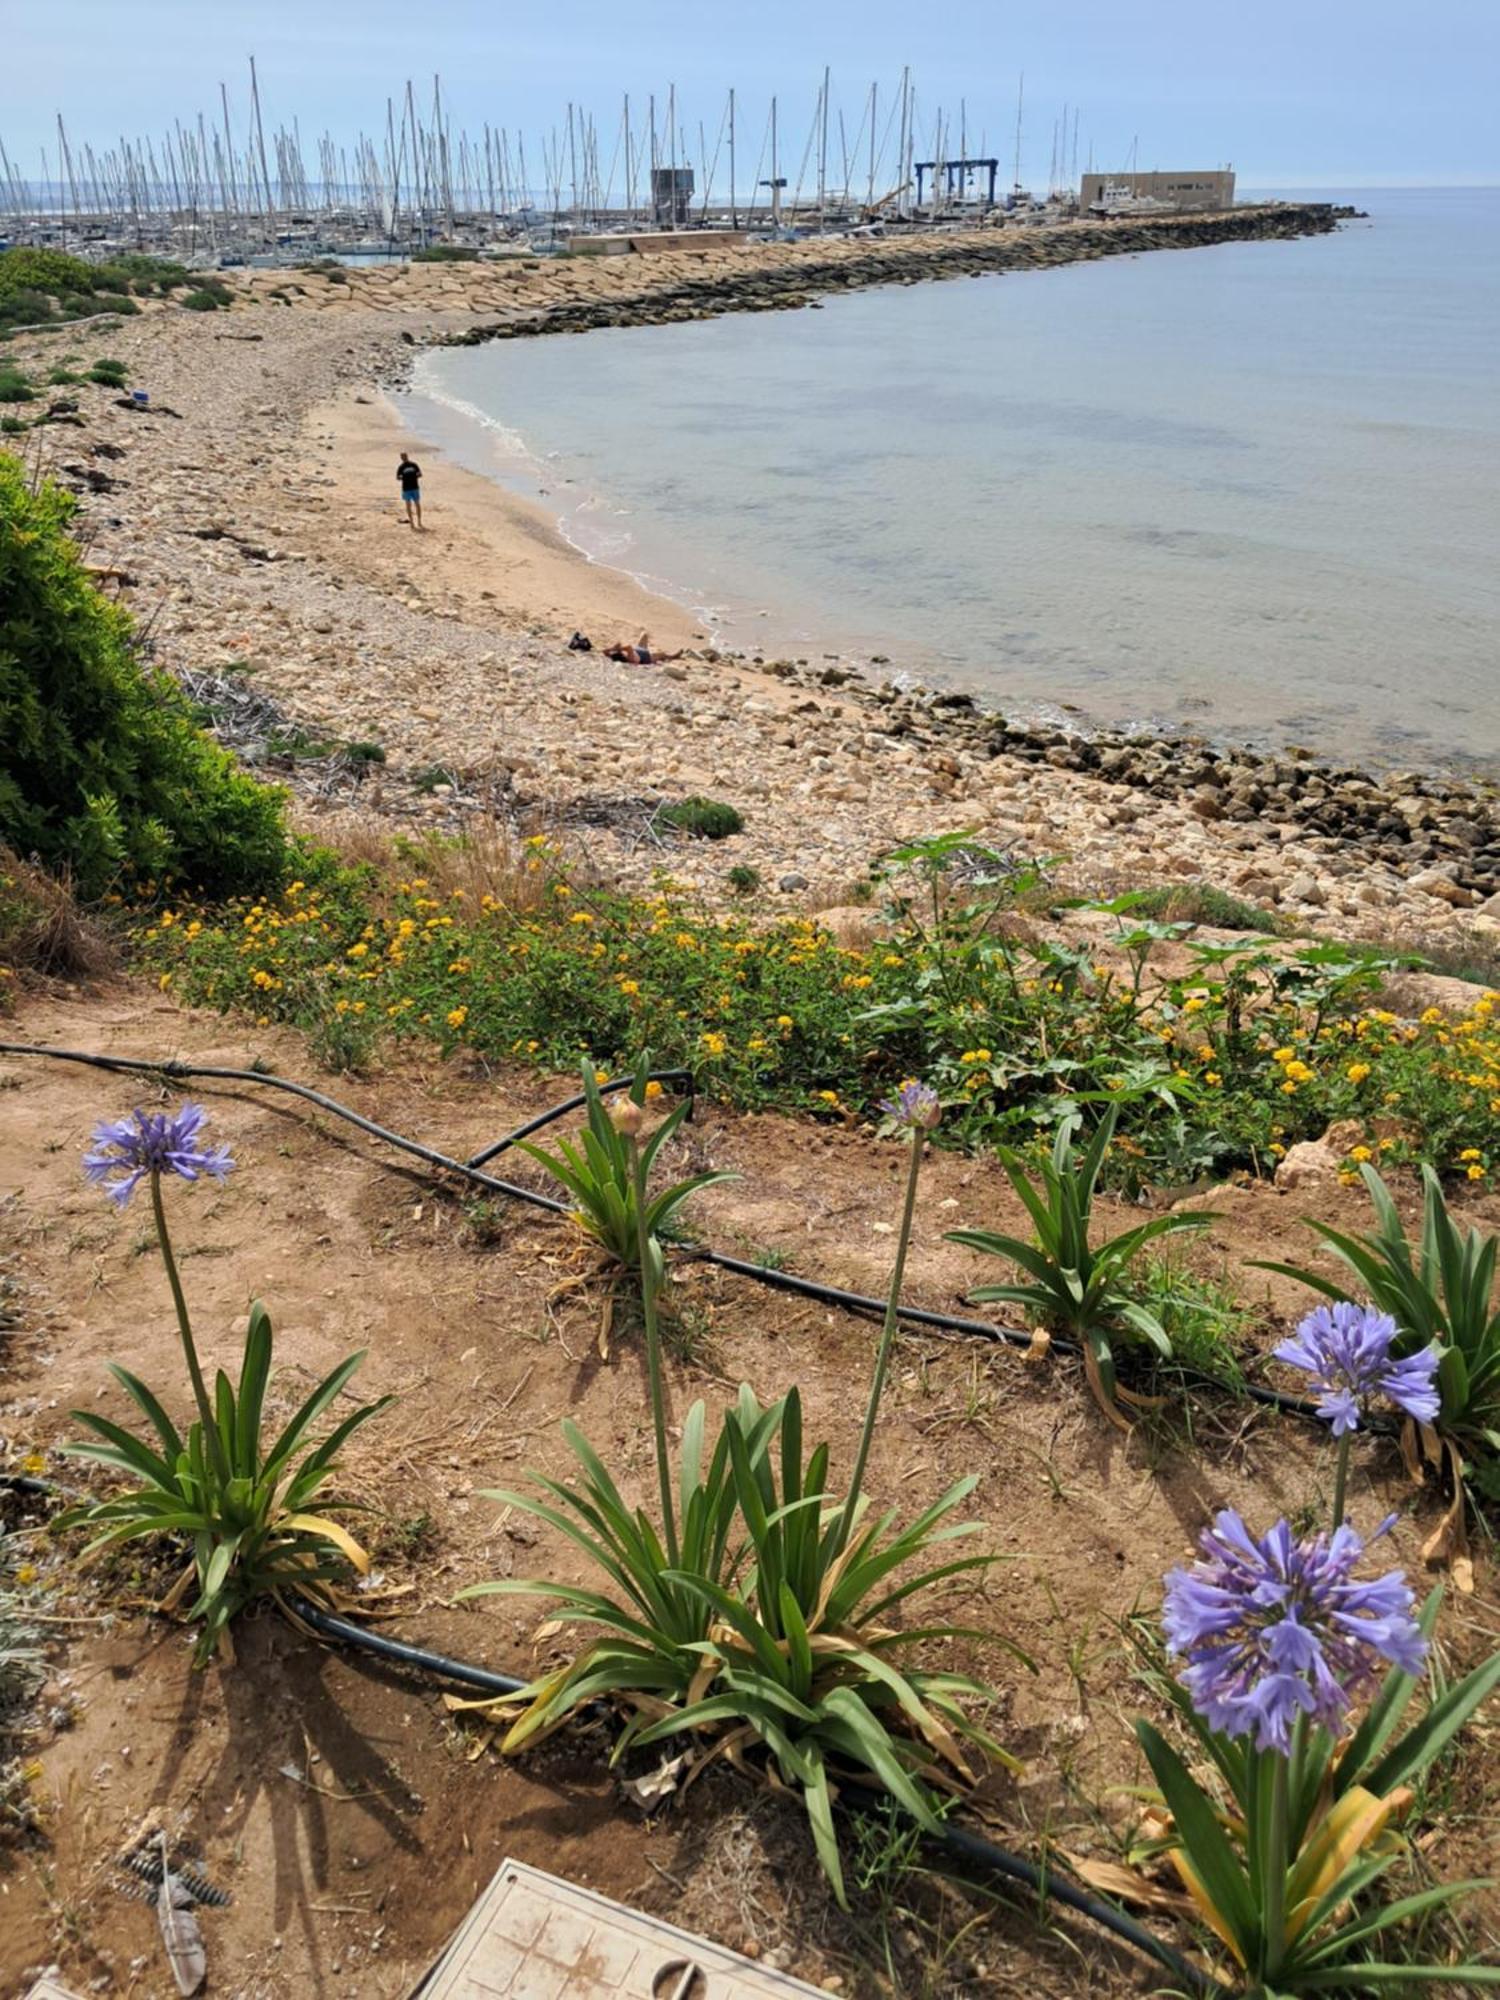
[2, 987, 1497, 1996]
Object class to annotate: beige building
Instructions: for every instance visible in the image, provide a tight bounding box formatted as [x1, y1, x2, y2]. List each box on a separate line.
[1079, 169, 1236, 213]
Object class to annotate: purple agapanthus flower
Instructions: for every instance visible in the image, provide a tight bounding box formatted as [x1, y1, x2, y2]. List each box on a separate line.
[83, 1103, 235, 1208]
[879, 1079, 942, 1132]
[1163, 1509, 1426, 1754]
[1274, 1301, 1440, 1435]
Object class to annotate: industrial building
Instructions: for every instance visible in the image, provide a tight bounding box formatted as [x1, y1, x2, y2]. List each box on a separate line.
[1079, 169, 1235, 214]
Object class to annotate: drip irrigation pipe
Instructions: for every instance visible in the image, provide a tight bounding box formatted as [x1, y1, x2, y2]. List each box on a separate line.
[288, 1597, 1216, 1994]
[0, 1039, 1338, 1428]
[464, 1068, 696, 1168]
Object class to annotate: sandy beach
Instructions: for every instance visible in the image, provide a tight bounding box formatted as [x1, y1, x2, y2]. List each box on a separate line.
[311, 388, 702, 648]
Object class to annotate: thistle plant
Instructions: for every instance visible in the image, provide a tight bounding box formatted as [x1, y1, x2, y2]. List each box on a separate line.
[946, 1103, 1215, 1426]
[1134, 1508, 1500, 1990]
[466, 1076, 1023, 1905]
[60, 1103, 391, 1663]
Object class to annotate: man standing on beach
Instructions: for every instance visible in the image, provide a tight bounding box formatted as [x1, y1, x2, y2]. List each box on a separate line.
[397, 452, 423, 530]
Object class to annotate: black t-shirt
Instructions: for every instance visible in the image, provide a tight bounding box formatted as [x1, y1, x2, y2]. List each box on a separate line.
[398, 460, 422, 492]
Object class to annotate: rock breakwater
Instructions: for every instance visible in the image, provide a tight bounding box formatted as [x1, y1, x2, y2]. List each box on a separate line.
[429, 205, 1340, 345]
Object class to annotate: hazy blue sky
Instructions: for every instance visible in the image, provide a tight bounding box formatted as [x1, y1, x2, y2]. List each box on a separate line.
[6, 0, 1497, 190]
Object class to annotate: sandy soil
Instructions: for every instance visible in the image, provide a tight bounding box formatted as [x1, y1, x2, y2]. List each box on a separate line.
[2, 984, 1497, 1998]
[311, 390, 701, 649]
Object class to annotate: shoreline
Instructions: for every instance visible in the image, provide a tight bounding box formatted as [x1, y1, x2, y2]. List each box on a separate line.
[6, 221, 1499, 940]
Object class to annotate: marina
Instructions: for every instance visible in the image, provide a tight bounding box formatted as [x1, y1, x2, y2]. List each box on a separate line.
[0, 60, 1240, 267]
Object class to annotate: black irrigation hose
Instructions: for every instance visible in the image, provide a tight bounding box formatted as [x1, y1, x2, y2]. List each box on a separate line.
[0, 1039, 1335, 1429]
[289, 1597, 1216, 1994]
[465, 1068, 697, 1168]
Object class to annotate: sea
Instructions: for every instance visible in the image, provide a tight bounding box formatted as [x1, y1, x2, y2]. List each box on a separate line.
[399, 188, 1500, 773]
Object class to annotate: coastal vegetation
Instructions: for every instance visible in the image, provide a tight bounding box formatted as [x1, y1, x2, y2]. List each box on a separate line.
[0, 453, 288, 895]
[131, 831, 1499, 1188]
[0, 247, 222, 336]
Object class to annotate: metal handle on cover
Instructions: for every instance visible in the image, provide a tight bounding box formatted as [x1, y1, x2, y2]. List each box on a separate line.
[652, 1958, 708, 2000]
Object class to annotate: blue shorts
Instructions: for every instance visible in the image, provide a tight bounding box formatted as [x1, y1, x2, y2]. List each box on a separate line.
[402, 487, 420, 504]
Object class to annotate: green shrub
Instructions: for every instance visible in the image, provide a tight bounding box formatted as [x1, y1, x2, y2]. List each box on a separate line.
[0, 417, 25, 435]
[0, 368, 34, 404]
[727, 862, 761, 895]
[654, 795, 744, 840]
[1126, 883, 1280, 934]
[85, 359, 128, 388]
[412, 244, 481, 262]
[0, 452, 290, 896]
[46, 367, 81, 386]
[181, 288, 226, 312]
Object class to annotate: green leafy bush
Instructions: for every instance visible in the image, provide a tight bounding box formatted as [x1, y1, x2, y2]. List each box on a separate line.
[947, 1105, 1215, 1424]
[181, 288, 227, 312]
[0, 367, 34, 404]
[85, 358, 128, 387]
[0, 247, 193, 332]
[654, 795, 744, 839]
[0, 452, 289, 896]
[412, 244, 482, 262]
[134, 839, 1500, 1181]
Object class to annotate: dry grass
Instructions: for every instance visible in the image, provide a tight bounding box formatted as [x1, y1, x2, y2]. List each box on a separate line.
[0, 849, 118, 986]
[295, 807, 613, 919]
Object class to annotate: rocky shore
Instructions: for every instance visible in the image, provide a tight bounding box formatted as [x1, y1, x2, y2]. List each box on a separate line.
[7, 211, 1498, 952]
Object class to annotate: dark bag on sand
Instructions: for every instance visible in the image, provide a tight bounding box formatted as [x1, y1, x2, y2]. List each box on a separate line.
[567, 631, 593, 652]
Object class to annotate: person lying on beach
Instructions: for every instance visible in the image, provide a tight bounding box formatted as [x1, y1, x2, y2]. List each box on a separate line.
[396, 453, 423, 530]
[602, 632, 685, 666]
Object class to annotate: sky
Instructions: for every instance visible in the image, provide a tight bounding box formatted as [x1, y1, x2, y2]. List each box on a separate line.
[4, 0, 1497, 192]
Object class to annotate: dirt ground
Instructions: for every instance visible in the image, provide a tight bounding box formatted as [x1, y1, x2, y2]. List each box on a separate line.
[2, 981, 1497, 2000]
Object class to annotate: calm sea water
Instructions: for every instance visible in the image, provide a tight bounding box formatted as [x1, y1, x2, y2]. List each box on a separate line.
[403, 189, 1500, 770]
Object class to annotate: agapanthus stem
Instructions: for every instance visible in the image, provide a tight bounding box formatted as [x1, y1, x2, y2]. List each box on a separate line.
[1263, 1748, 1291, 1981]
[150, 1169, 227, 1480]
[838, 1131, 925, 1556]
[1331, 1430, 1352, 1530]
[631, 1139, 678, 1567]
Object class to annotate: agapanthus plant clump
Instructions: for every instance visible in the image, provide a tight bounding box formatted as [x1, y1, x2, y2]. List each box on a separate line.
[59, 1102, 391, 1663]
[464, 1075, 1023, 1906]
[515, 1055, 735, 1353]
[946, 1103, 1215, 1427]
[1135, 1504, 1500, 1991]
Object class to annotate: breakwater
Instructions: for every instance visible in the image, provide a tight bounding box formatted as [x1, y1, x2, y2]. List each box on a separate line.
[429, 205, 1341, 345]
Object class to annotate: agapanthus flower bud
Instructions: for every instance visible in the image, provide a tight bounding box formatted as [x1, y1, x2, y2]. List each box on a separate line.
[879, 1079, 942, 1132]
[610, 1097, 646, 1139]
[83, 1103, 235, 1208]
